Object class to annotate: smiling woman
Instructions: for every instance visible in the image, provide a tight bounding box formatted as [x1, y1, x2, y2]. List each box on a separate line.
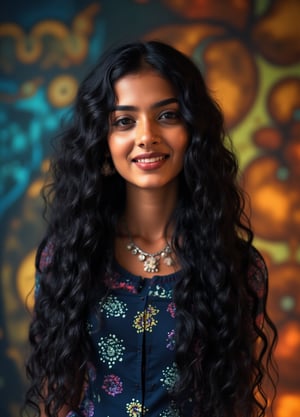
[108, 71, 188, 192]
[24, 41, 277, 417]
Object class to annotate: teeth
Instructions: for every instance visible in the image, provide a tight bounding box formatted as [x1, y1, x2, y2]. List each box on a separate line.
[136, 156, 165, 163]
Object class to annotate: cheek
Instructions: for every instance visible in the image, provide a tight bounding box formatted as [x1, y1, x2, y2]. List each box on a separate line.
[175, 134, 189, 156]
[108, 137, 124, 157]
[108, 139, 132, 169]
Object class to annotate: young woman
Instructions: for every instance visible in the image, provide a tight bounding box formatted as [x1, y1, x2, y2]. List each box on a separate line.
[24, 41, 277, 417]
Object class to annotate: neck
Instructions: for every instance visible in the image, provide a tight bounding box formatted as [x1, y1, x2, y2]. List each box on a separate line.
[114, 181, 180, 276]
[123, 182, 178, 241]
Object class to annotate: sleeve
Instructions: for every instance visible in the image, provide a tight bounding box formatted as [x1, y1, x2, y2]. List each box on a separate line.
[34, 239, 54, 298]
[247, 246, 268, 328]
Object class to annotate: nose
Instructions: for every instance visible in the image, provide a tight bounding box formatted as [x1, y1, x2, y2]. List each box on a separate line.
[136, 117, 160, 147]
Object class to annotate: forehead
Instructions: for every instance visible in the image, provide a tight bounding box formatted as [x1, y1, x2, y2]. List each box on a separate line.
[113, 70, 177, 106]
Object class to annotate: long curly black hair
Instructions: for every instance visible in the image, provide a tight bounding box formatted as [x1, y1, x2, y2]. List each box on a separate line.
[24, 41, 277, 417]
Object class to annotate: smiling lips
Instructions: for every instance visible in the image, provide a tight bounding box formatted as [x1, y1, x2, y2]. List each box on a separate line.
[132, 153, 169, 170]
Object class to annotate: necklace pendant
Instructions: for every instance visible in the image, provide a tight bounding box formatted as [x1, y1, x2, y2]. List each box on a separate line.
[144, 256, 159, 273]
[161, 247, 174, 267]
[163, 256, 174, 267]
[126, 234, 173, 273]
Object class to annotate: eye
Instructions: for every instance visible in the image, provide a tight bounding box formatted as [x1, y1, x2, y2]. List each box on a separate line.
[159, 111, 181, 122]
[112, 117, 135, 130]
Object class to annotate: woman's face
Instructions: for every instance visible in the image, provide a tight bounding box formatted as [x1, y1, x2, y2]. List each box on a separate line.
[107, 70, 189, 191]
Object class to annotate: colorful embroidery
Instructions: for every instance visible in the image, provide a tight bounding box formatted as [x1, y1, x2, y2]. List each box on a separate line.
[166, 329, 175, 351]
[133, 304, 159, 333]
[159, 404, 180, 417]
[98, 334, 125, 369]
[100, 295, 128, 318]
[148, 284, 173, 299]
[167, 302, 176, 318]
[75, 255, 262, 415]
[39, 240, 54, 271]
[102, 374, 123, 397]
[79, 398, 95, 417]
[104, 272, 138, 294]
[126, 398, 148, 417]
[160, 363, 178, 392]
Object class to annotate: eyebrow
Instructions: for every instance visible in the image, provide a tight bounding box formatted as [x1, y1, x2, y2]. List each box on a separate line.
[113, 98, 178, 112]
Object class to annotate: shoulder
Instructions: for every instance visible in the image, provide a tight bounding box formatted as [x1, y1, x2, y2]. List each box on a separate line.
[34, 239, 55, 298]
[36, 238, 55, 272]
[248, 246, 268, 279]
[247, 245, 268, 298]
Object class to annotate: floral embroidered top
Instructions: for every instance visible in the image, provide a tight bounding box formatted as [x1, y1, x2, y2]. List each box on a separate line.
[36, 245, 267, 417]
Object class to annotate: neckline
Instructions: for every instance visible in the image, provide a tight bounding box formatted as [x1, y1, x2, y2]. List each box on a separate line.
[113, 259, 181, 282]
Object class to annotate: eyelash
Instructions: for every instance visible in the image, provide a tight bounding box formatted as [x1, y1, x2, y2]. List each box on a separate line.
[112, 117, 133, 127]
[159, 111, 180, 120]
[111, 110, 181, 129]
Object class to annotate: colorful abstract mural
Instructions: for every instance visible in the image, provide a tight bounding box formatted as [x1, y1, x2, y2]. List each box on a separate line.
[0, 1, 299, 416]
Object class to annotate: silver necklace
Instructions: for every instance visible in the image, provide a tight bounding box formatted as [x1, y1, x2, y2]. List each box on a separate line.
[126, 238, 174, 273]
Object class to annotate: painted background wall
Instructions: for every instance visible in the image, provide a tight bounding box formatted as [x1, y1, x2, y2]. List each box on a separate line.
[0, 0, 299, 416]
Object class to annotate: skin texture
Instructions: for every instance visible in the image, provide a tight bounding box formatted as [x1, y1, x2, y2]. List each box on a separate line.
[108, 70, 189, 191]
[109, 70, 189, 278]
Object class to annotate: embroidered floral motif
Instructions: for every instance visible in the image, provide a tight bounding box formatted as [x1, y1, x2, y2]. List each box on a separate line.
[166, 329, 175, 351]
[100, 295, 128, 318]
[133, 305, 159, 333]
[167, 302, 176, 318]
[79, 398, 95, 417]
[159, 404, 180, 417]
[104, 273, 138, 294]
[98, 334, 125, 368]
[39, 240, 54, 271]
[160, 362, 178, 392]
[102, 374, 123, 396]
[148, 284, 173, 299]
[126, 398, 148, 417]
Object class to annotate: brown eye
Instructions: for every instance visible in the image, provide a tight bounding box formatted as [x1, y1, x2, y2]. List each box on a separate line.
[114, 117, 132, 126]
[159, 111, 180, 121]
[112, 117, 135, 129]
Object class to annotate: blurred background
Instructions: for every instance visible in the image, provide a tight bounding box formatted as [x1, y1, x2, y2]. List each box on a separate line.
[0, 0, 299, 416]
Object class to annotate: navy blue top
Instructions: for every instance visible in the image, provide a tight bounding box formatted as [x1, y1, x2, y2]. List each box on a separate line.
[36, 244, 266, 417]
[74, 263, 185, 417]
